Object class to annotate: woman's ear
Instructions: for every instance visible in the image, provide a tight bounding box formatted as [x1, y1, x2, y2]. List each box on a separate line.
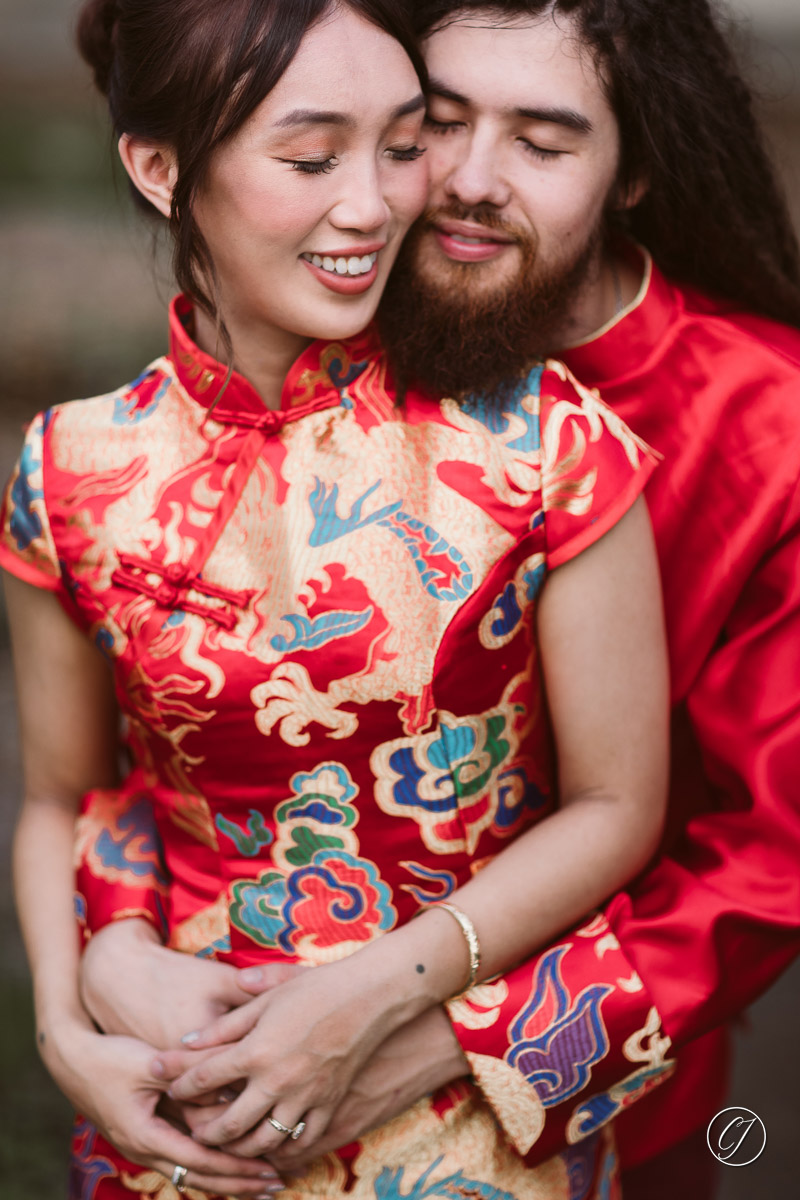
[118, 134, 177, 218]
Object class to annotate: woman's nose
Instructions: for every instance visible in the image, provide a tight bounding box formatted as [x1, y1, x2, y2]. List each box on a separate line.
[330, 162, 391, 233]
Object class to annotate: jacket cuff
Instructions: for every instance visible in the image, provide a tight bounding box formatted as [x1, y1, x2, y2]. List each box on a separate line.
[446, 912, 675, 1161]
[74, 788, 169, 941]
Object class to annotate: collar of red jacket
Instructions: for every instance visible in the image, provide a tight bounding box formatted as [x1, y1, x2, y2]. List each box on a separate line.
[559, 244, 677, 385]
[168, 293, 382, 421]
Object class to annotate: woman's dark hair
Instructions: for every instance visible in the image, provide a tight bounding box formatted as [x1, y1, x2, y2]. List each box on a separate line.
[414, 0, 800, 328]
[77, 0, 427, 344]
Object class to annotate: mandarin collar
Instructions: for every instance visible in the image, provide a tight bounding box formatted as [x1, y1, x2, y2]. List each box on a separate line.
[559, 246, 680, 386]
[168, 294, 381, 425]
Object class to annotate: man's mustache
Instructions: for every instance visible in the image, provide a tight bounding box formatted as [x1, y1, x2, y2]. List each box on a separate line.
[419, 203, 530, 244]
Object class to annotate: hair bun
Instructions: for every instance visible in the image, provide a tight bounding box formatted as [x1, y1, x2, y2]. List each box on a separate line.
[76, 0, 119, 97]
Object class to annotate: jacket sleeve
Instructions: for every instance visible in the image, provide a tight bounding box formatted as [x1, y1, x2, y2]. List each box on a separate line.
[75, 788, 169, 941]
[450, 473, 800, 1164]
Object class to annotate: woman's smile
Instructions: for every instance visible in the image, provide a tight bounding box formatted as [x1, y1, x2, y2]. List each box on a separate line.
[300, 245, 382, 293]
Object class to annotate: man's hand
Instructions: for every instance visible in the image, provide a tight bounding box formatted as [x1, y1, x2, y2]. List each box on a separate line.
[81, 919, 256, 1048]
[40, 1019, 282, 1198]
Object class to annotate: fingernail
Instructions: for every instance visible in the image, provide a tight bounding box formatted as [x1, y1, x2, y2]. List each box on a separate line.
[181, 1030, 200, 1044]
[151, 1059, 165, 1079]
[240, 967, 264, 984]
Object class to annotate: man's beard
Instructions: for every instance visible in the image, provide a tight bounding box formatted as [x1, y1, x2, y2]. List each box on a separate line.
[378, 203, 603, 403]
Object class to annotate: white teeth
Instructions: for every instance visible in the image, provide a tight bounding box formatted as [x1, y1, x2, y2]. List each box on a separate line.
[303, 251, 378, 277]
[452, 234, 489, 245]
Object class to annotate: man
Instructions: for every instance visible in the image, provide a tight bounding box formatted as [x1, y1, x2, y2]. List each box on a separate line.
[78, 2, 800, 1196]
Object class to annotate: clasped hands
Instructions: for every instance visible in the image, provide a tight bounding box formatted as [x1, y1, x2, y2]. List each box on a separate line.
[80, 921, 469, 1191]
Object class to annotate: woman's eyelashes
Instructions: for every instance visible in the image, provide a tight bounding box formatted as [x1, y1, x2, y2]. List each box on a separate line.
[424, 116, 461, 135]
[285, 157, 338, 175]
[387, 144, 426, 162]
[279, 145, 425, 175]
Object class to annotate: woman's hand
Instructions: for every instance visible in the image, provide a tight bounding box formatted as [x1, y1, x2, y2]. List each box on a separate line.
[40, 1019, 283, 1198]
[155, 913, 471, 1157]
[266, 1005, 469, 1173]
[152, 953, 422, 1158]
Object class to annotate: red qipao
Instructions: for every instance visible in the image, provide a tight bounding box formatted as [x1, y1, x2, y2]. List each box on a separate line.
[0, 300, 660, 1199]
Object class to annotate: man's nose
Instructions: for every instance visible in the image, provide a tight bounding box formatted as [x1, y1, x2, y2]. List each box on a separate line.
[445, 135, 511, 209]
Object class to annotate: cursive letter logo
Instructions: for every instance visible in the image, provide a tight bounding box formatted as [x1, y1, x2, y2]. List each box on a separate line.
[706, 1107, 767, 1167]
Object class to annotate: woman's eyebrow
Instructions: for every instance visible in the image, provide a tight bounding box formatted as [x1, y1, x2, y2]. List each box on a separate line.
[274, 94, 425, 129]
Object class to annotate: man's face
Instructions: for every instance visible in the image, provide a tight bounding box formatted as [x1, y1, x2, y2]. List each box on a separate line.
[416, 9, 625, 337]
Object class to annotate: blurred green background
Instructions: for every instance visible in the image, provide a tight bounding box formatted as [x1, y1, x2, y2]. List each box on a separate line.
[1, 1, 799, 1196]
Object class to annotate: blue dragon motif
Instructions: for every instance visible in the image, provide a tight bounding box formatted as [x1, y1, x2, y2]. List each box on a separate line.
[271, 606, 373, 653]
[308, 480, 472, 601]
[374, 1158, 519, 1199]
[309, 478, 400, 545]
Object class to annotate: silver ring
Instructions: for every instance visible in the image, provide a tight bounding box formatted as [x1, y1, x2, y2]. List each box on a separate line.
[170, 1164, 189, 1193]
[267, 1115, 306, 1141]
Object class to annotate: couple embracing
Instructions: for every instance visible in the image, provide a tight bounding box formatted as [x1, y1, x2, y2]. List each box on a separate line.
[3, 3, 800, 1199]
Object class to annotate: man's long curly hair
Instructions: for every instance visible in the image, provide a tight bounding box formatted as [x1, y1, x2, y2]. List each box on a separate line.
[415, 0, 800, 327]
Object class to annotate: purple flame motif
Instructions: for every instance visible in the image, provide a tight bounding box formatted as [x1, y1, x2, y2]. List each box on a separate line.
[506, 946, 612, 1107]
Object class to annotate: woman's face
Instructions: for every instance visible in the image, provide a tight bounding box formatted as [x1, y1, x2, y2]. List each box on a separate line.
[193, 6, 428, 348]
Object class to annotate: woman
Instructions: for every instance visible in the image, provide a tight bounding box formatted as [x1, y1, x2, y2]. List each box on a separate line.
[1, 1, 669, 1197]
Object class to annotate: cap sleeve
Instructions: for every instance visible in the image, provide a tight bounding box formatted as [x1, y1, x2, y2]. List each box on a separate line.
[541, 361, 658, 569]
[0, 410, 63, 592]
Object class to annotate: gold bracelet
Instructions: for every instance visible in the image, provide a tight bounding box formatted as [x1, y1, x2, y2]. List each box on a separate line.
[419, 901, 481, 996]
